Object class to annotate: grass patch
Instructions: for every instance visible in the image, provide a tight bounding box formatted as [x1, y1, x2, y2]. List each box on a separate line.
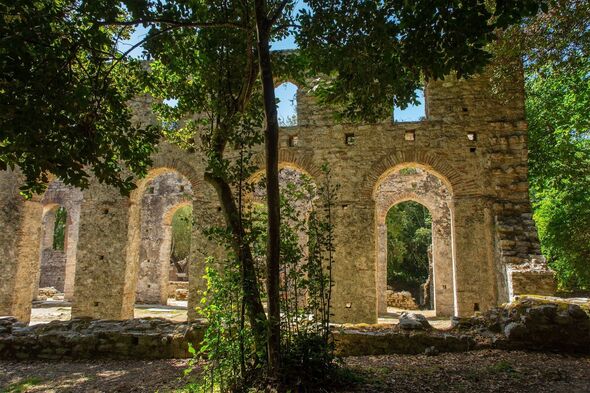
[2, 377, 43, 393]
[488, 360, 515, 374]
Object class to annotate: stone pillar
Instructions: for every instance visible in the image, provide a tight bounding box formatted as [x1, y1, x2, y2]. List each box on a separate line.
[71, 182, 133, 320]
[431, 211, 455, 316]
[451, 197, 497, 316]
[332, 202, 377, 324]
[63, 201, 81, 301]
[376, 220, 388, 315]
[187, 196, 223, 321]
[0, 170, 43, 323]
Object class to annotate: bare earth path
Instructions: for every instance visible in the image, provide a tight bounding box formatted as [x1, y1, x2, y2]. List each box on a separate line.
[1, 350, 589, 392]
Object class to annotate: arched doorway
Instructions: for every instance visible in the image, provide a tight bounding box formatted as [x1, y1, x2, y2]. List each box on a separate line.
[374, 166, 456, 317]
[135, 171, 193, 306]
[35, 180, 83, 304]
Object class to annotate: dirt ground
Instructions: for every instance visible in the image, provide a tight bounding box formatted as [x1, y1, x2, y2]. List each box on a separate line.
[1, 350, 589, 392]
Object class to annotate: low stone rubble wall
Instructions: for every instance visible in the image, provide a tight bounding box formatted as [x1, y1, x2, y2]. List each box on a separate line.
[386, 290, 419, 310]
[1, 296, 588, 360]
[453, 295, 590, 353]
[0, 317, 205, 360]
[336, 296, 590, 356]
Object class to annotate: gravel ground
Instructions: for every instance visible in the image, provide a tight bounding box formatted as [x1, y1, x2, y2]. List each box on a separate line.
[1, 350, 589, 392]
[341, 350, 590, 393]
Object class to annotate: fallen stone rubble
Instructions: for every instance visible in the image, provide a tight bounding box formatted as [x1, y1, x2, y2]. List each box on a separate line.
[335, 296, 590, 356]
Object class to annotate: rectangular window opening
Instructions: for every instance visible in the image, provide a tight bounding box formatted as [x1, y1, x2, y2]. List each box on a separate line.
[288, 135, 299, 147]
[405, 131, 416, 141]
[345, 133, 356, 146]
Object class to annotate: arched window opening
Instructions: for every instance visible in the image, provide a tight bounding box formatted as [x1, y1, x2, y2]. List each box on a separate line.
[276, 82, 298, 127]
[52, 206, 67, 251]
[386, 201, 433, 311]
[393, 88, 426, 122]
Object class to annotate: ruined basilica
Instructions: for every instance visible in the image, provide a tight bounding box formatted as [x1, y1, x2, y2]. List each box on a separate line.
[0, 66, 556, 325]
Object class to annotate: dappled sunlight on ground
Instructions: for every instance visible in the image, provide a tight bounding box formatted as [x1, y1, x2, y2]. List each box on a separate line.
[30, 300, 188, 325]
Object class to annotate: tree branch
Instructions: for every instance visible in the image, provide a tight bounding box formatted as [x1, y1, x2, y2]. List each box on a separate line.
[269, 0, 290, 26]
[97, 18, 249, 31]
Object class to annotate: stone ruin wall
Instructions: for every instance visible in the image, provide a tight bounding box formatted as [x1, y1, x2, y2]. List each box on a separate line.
[0, 63, 556, 324]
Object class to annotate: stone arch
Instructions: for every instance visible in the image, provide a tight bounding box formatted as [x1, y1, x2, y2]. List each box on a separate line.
[148, 156, 203, 196]
[374, 166, 456, 317]
[121, 165, 197, 315]
[36, 180, 83, 302]
[363, 149, 480, 199]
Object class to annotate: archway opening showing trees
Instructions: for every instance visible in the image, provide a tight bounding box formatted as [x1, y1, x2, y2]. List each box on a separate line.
[386, 201, 433, 310]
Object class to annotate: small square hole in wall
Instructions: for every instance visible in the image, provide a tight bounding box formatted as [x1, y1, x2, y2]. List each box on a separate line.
[467, 132, 477, 141]
[288, 135, 299, 147]
[179, 185, 185, 192]
[474, 303, 480, 312]
[470, 147, 477, 153]
[345, 133, 356, 146]
[405, 130, 415, 141]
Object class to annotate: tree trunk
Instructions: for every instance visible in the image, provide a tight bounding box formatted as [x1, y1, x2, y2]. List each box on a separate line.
[205, 173, 268, 358]
[254, 0, 281, 377]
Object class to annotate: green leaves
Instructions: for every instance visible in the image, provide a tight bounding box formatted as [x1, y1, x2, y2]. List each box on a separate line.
[386, 201, 432, 292]
[527, 58, 590, 290]
[297, 0, 546, 122]
[0, 0, 160, 197]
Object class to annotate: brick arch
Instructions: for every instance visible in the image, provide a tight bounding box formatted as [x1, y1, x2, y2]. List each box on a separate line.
[373, 168, 456, 317]
[379, 193, 437, 221]
[147, 156, 203, 196]
[362, 149, 479, 198]
[251, 149, 323, 180]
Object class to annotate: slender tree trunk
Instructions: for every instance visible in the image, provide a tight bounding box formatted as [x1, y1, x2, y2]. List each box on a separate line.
[254, 0, 281, 377]
[205, 173, 268, 358]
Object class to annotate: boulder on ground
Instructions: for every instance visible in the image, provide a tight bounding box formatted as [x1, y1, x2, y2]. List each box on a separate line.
[399, 312, 431, 330]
